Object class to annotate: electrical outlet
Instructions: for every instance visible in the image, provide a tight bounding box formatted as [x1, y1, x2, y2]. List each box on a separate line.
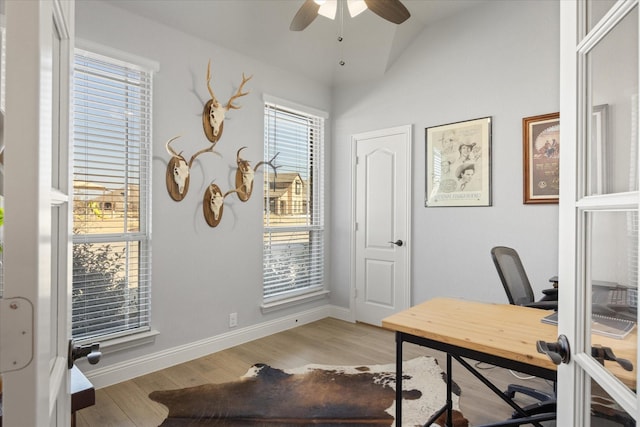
[229, 312, 238, 328]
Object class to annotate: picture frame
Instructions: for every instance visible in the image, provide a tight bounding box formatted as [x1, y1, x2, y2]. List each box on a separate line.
[425, 116, 492, 207]
[523, 112, 560, 204]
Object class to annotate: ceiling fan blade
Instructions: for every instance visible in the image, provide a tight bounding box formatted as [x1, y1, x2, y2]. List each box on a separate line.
[290, 0, 321, 31]
[364, 0, 411, 25]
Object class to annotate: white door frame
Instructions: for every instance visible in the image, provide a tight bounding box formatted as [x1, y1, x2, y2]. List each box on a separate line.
[349, 124, 412, 322]
[557, 0, 639, 424]
[0, 1, 74, 425]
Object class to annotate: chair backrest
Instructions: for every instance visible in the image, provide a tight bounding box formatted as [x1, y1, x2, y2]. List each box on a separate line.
[490, 246, 535, 306]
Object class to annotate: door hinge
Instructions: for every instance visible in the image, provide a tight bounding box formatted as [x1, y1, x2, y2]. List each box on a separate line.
[0, 297, 34, 373]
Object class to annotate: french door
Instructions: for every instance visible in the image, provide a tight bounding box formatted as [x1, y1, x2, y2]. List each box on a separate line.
[0, 1, 74, 426]
[557, 0, 639, 424]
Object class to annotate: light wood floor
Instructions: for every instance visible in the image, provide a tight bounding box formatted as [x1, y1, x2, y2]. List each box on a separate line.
[76, 318, 555, 426]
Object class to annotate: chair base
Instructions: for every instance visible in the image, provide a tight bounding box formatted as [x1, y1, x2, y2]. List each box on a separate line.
[505, 384, 556, 420]
[505, 384, 554, 402]
[511, 400, 556, 419]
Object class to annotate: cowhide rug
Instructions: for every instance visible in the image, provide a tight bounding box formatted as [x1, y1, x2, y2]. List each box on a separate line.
[148, 356, 468, 427]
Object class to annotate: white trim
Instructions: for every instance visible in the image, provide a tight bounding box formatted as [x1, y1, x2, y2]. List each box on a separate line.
[48, 356, 66, 416]
[75, 38, 160, 73]
[261, 289, 329, 313]
[82, 305, 350, 389]
[263, 94, 329, 119]
[349, 138, 358, 322]
[576, 191, 639, 209]
[328, 304, 353, 323]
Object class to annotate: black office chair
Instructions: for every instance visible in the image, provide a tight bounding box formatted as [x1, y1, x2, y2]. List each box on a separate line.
[491, 246, 558, 310]
[490, 246, 557, 416]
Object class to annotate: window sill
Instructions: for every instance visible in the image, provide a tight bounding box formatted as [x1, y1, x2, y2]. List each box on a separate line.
[76, 329, 159, 355]
[261, 290, 329, 314]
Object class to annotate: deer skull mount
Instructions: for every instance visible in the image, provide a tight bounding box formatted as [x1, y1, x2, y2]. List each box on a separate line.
[203, 184, 237, 227]
[165, 136, 217, 201]
[202, 60, 252, 143]
[235, 147, 280, 202]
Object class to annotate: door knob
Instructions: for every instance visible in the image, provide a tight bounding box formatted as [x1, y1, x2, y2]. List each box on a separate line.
[537, 335, 570, 365]
[68, 340, 102, 369]
[388, 239, 403, 247]
[592, 345, 633, 371]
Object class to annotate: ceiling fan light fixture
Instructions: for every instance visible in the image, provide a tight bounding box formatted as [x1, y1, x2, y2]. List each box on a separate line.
[347, 0, 367, 17]
[317, 0, 337, 19]
[291, 0, 409, 31]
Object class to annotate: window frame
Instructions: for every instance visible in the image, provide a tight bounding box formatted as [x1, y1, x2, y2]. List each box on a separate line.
[71, 45, 157, 344]
[262, 96, 329, 311]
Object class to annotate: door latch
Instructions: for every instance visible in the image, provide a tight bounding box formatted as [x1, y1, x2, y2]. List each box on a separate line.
[592, 345, 633, 371]
[68, 340, 102, 369]
[537, 334, 570, 365]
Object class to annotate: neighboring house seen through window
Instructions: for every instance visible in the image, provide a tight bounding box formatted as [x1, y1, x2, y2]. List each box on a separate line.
[72, 49, 153, 341]
[263, 99, 326, 305]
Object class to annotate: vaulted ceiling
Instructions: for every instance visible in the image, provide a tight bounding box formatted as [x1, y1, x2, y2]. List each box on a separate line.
[106, 0, 485, 87]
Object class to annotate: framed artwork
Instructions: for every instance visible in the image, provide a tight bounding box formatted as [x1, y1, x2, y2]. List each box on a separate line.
[523, 112, 560, 204]
[425, 116, 492, 207]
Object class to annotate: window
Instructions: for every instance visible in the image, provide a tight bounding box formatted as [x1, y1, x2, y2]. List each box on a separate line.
[263, 99, 326, 304]
[72, 49, 153, 341]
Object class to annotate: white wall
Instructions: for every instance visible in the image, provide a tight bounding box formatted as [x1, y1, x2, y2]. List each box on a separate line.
[75, 1, 333, 381]
[330, 0, 561, 307]
[75, 0, 561, 384]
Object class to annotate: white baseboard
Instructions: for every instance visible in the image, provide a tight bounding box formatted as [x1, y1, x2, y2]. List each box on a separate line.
[329, 304, 354, 322]
[86, 304, 351, 389]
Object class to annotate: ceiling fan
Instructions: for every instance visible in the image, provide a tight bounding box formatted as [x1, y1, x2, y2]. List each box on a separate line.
[290, 0, 411, 31]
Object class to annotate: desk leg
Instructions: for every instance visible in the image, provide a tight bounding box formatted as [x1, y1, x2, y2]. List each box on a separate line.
[423, 352, 453, 427]
[395, 332, 403, 426]
[447, 354, 453, 427]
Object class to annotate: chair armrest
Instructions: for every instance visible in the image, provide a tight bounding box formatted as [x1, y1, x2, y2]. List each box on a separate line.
[524, 300, 558, 310]
[541, 288, 558, 301]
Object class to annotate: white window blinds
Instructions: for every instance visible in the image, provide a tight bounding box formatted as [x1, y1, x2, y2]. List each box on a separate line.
[263, 101, 325, 301]
[72, 49, 152, 341]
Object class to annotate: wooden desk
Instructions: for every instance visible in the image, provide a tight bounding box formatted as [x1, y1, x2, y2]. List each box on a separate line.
[382, 298, 636, 427]
[71, 366, 95, 427]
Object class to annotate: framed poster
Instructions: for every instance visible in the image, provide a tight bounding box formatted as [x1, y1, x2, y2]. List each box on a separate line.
[425, 116, 492, 207]
[523, 112, 560, 204]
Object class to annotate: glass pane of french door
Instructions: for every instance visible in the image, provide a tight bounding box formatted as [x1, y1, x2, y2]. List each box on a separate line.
[585, 5, 638, 196]
[586, 210, 637, 394]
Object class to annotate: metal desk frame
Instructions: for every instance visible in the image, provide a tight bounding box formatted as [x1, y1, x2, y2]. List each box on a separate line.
[395, 331, 557, 427]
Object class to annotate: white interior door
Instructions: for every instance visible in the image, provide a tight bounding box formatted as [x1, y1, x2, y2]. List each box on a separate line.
[0, 1, 74, 425]
[353, 125, 411, 326]
[557, 0, 639, 425]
